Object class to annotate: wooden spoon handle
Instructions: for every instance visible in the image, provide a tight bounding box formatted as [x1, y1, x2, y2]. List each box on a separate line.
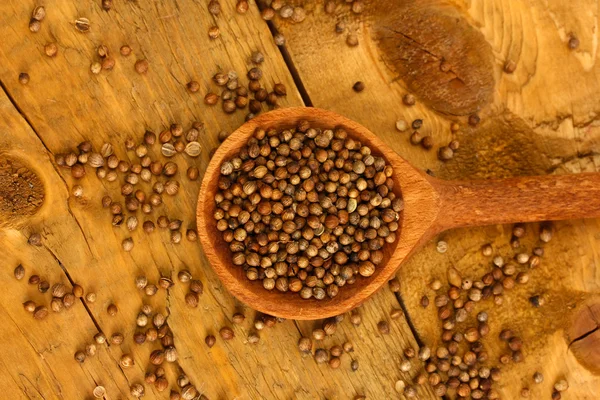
[432, 173, 600, 231]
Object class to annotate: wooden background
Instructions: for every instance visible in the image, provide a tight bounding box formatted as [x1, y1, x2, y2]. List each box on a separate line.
[0, 0, 599, 399]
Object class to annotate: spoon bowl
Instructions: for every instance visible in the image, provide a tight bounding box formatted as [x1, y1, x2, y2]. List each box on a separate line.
[198, 107, 600, 320]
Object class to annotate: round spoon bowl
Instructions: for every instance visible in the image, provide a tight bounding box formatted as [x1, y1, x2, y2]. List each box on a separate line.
[197, 107, 437, 320]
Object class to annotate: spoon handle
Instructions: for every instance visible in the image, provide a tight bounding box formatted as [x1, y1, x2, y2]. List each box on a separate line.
[432, 173, 600, 231]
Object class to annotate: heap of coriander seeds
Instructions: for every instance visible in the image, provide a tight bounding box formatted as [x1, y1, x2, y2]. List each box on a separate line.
[214, 121, 403, 300]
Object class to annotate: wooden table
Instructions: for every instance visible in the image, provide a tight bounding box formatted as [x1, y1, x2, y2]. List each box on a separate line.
[1, 1, 599, 399]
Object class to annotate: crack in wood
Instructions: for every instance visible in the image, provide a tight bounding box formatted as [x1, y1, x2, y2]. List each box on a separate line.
[0, 80, 94, 256]
[255, 1, 313, 107]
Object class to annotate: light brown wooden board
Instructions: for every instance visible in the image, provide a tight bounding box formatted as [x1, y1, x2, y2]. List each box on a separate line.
[0, 0, 436, 399]
[270, 0, 600, 398]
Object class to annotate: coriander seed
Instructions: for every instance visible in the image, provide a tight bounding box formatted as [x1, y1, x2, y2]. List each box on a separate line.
[14, 264, 25, 280]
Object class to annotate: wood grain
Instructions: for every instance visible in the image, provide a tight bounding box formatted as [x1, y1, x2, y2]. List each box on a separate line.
[0, 0, 436, 399]
[270, 0, 600, 398]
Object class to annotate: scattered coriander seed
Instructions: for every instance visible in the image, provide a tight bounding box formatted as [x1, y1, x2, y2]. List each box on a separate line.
[93, 385, 106, 398]
[436, 240, 448, 253]
[33, 305, 48, 319]
[72, 182, 85, 198]
[421, 136, 434, 150]
[504, 60, 517, 73]
[120, 45, 132, 56]
[251, 51, 264, 64]
[403, 94, 415, 106]
[107, 303, 118, 316]
[469, 114, 480, 126]
[32, 6, 46, 21]
[568, 36, 580, 50]
[438, 146, 454, 161]
[29, 19, 41, 33]
[14, 265, 25, 280]
[122, 237, 134, 252]
[554, 379, 568, 392]
[352, 81, 365, 92]
[130, 383, 145, 398]
[74, 18, 90, 33]
[74, 351, 86, 363]
[208, 26, 220, 39]
[23, 301, 36, 313]
[312, 329, 326, 340]
[220, 327, 234, 340]
[351, 359, 359, 371]
[377, 320, 390, 334]
[38, 280, 49, 293]
[395, 119, 408, 132]
[135, 59, 149, 74]
[236, 0, 249, 13]
[420, 295, 429, 308]
[232, 313, 245, 324]
[274, 32, 286, 46]
[28, 233, 42, 246]
[540, 226, 552, 242]
[390, 309, 403, 319]
[120, 353, 135, 368]
[86, 292, 97, 303]
[205, 335, 216, 347]
[314, 348, 329, 363]
[529, 294, 544, 307]
[44, 42, 58, 57]
[533, 371, 544, 384]
[389, 278, 400, 292]
[346, 33, 358, 47]
[298, 337, 312, 353]
[187, 81, 200, 93]
[19, 72, 30, 85]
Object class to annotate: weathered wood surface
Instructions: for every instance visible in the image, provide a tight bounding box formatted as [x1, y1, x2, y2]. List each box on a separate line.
[0, 1, 435, 399]
[271, 0, 600, 398]
[1, 0, 600, 399]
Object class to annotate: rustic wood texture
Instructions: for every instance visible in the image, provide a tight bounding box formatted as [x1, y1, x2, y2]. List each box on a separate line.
[0, 1, 436, 399]
[270, 0, 600, 398]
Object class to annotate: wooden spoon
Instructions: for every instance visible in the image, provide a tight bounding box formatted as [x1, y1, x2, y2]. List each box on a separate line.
[197, 107, 600, 320]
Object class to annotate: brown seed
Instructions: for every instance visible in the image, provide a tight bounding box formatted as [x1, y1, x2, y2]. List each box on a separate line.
[155, 377, 168, 392]
[236, 1, 249, 13]
[208, 26, 220, 39]
[19, 72, 30, 85]
[29, 19, 41, 33]
[135, 59, 149, 74]
[14, 265, 25, 280]
[298, 337, 312, 353]
[220, 327, 234, 340]
[504, 60, 517, 73]
[75, 18, 90, 33]
[23, 301, 36, 313]
[120, 45, 132, 56]
[44, 42, 58, 57]
[185, 292, 199, 308]
[107, 304, 118, 316]
[377, 320, 390, 334]
[208, 0, 221, 15]
[205, 335, 216, 347]
[74, 351, 86, 363]
[438, 146, 454, 161]
[32, 6, 46, 21]
[33, 305, 48, 319]
[568, 36, 580, 50]
[388, 277, 400, 292]
[187, 81, 200, 93]
[346, 33, 358, 47]
[352, 81, 365, 92]
[232, 313, 245, 324]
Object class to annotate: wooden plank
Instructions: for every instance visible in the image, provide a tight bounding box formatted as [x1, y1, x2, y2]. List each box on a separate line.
[270, 0, 600, 398]
[0, 92, 131, 400]
[0, 0, 434, 399]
